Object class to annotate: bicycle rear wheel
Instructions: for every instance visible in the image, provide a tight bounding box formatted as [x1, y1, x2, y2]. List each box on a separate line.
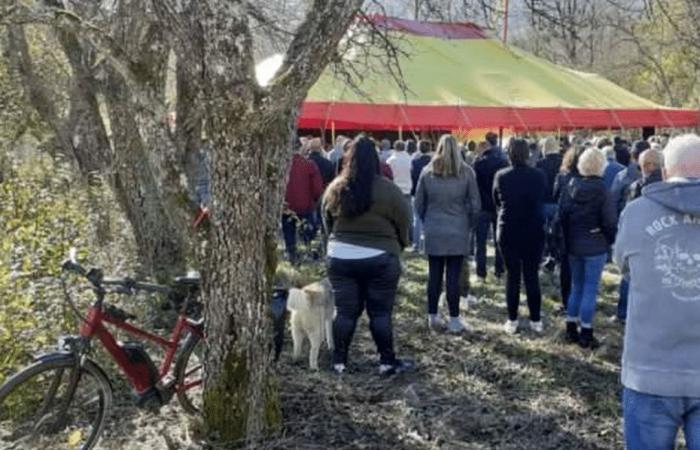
[174, 335, 203, 415]
[0, 355, 112, 450]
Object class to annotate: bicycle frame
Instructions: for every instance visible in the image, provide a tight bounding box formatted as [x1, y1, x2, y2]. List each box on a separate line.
[80, 304, 204, 394]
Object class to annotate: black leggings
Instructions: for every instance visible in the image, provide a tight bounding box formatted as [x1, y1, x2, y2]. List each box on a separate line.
[427, 255, 464, 318]
[500, 241, 543, 322]
[328, 253, 401, 366]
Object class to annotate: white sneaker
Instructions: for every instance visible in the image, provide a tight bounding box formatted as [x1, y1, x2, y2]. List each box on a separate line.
[529, 320, 544, 333]
[447, 317, 469, 334]
[332, 363, 346, 374]
[428, 314, 446, 331]
[503, 319, 519, 335]
[461, 295, 478, 306]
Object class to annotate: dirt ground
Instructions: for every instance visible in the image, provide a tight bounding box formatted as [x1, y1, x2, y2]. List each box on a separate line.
[95, 250, 637, 450]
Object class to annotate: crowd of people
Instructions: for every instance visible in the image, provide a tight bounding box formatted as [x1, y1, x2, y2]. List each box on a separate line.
[283, 129, 700, 449]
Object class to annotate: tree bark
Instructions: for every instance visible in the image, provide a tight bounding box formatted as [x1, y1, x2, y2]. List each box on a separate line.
[197, 0, 363, 444]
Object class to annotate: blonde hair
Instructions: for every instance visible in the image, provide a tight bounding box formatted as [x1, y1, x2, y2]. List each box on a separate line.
[431, 134, 463, 177]
[577, 148, 606, 177]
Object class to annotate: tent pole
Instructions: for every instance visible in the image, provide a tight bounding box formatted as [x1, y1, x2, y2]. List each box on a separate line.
[331, 121, 336, 144]
[399, 125, 403, 141]
[499, 127, 504, 148]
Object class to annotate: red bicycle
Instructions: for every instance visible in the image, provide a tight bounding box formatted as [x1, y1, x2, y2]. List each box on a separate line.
[0, 251, 205, 450]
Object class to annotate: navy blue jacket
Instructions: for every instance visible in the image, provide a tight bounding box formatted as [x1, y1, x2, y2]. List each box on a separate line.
[493, 165, 547, 247]
[411, 154, 432, 196]
[558, 176, 618, 257]
[474, 148, 509, 212]
[536, 153, 563, 204]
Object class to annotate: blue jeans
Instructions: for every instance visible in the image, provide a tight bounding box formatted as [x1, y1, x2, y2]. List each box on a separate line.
[566, 253, 607, 327]
[624, 388, 700, 450]
[281, 212, 316, 264]
[475, 211, 504, 278]
[412, 197, 423, 251]
[617, 277, 630, 321]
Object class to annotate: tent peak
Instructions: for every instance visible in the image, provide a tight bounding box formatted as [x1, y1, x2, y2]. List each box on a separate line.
[365, 14, 487, 40]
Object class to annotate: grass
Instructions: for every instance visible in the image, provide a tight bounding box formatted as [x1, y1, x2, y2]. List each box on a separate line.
[268, 250, 629, 450]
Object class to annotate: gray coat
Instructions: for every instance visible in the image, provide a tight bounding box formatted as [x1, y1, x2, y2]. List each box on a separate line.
[415, 162, 481, 256]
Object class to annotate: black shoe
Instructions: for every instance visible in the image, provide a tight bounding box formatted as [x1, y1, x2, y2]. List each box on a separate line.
[578, 327, 599, 349]
[379, 358, 416, 376]
[565, 321, 579, 343]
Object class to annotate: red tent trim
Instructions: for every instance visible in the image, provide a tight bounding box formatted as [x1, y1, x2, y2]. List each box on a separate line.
[298, 101, 700, 131]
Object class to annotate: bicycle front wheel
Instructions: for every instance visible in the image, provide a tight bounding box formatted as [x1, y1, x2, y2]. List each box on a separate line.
[174, 335, 203, 415]
[0, 355, 112, 450]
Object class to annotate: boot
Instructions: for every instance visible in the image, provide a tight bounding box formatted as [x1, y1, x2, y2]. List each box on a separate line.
[578, 327, 599, 349]
[565, 321, 579, 343]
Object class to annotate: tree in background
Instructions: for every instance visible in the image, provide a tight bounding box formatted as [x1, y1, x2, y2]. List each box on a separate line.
[0, 0, 400, 445]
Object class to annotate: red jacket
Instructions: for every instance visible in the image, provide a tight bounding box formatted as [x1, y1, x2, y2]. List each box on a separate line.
[285, 153, 323, 214]
[380, 162, 394, 181]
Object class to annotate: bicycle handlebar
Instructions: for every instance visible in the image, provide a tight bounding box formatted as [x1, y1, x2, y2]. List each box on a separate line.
[61, 257, 171, 295]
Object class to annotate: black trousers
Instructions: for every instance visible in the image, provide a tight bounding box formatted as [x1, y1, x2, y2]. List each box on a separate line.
[428, 255, 464, 318]
[499, 238, 544, 322]
[328, 253, 401, 366]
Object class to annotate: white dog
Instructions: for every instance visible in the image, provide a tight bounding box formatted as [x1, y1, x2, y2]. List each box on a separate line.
[286, 279, 335, 370]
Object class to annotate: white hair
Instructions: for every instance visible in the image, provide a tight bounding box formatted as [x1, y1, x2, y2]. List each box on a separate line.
[577, 148, 606, 177]
[540, 136, 559, 155]
[664, 134, 700, 179]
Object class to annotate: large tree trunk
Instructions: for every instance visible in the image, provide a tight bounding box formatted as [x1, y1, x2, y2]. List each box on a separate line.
[195, 1, 363, 444]
[202, 116, 291, 443]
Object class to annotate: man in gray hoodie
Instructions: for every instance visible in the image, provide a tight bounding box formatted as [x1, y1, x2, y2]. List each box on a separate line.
[614, 134, 700, 450]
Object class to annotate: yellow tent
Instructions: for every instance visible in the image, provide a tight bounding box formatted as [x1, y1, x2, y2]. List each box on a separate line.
[299, 16, 698, 131]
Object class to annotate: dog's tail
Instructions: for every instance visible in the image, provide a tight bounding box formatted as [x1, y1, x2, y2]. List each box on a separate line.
[286, 288, 309, 312]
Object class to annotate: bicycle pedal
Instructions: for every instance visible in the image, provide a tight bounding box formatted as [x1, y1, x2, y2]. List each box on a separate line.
[132, 387, 164, 410]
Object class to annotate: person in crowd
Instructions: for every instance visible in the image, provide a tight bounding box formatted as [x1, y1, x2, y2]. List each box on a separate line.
[551, 147, 585, 311]
[559, 148, 617, 348]
[628, 148, 663, 201]
[415, 134, 481, 333]
[387, 140, 413, 243]
[537, 137, 563, 221]
[283, 142, 324, 264]
[410, 140, 433, 252]
[536, 137, 562, 271]
[614, 134, 700, 450]
[463, 140, 478, 166]
[328, 135, 349, 168]
[484, 131, 504, 157]
[307, 137, 335, 187]
[612, 139, 649, 211]
[405, 139, 417, 158]
[602, 145, 625, 190]
[528, 141, 542, 167]
[609, 148, 665, 325]
[322, 136, 412, 376]
[474, 132, 508, 280]
[613, 137, 631, 166]
[494, 139, 547, 334]
[609, 139, 649, 323]
[379, 138, 393, 163]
